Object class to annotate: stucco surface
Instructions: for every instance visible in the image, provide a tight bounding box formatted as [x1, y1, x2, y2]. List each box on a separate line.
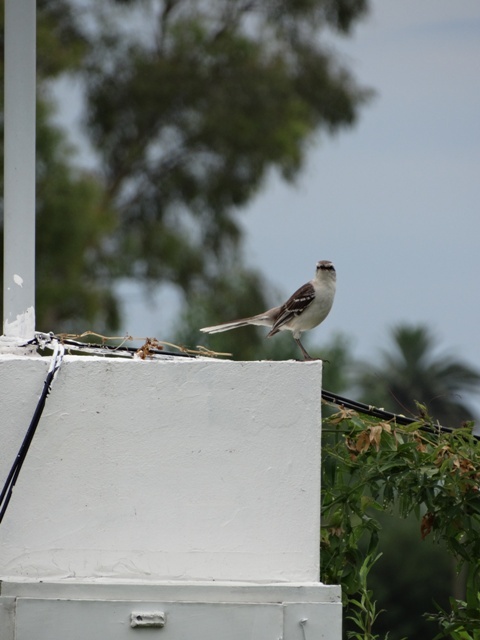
[0, 356, 322, 582]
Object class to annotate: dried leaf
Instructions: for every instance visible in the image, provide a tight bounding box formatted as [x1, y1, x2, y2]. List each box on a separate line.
[421, 512, 435, 540]
[330, 407, 357, 425]
[356, 430, 372, 453]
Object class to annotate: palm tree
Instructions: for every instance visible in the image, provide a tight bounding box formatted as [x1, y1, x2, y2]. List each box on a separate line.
[357, 324, 480, 429]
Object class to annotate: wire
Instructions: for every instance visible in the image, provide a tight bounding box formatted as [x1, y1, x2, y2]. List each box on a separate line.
[25, 333, 197, 359]
[25, 332, 231, 359]
[0, 339, 65, 524]
[60, 338, 194, 358]
[321, 389, 479, 439]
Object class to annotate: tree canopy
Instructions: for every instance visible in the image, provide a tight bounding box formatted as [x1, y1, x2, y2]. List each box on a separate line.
[82, 0, 370, 292]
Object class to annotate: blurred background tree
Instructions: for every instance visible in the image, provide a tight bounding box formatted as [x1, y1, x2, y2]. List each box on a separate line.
[357, 324, 480, 428]
[1, 0, 371, 339]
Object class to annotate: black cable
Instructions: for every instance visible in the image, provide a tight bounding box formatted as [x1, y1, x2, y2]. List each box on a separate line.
[0, 341, 64, 524]
[321, 389, 479, 439]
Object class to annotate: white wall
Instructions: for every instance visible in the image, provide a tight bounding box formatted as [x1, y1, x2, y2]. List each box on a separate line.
[0, 356, 323, 583]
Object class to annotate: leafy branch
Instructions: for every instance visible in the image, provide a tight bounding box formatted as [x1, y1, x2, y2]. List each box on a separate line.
[321, 405, 480, 639]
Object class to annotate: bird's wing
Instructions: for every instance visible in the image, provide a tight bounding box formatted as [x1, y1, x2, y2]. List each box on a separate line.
[267, 282, 315, 336]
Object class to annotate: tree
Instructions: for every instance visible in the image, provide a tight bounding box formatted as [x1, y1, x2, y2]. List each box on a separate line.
[357, 325, 480, 428]
[35, 102, 120, 332]
[8, 0, 374, 333]
[81, 0, 371, 297]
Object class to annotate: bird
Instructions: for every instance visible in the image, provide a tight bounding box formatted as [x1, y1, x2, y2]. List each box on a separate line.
[200, 260, 336, 360]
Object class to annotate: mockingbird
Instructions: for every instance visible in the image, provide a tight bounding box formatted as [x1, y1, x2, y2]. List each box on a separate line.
[200, 260, 336, 360]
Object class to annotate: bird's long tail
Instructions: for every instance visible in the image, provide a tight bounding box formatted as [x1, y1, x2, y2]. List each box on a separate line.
[200, 311, 277, 334]
[200, 319, 254, 334]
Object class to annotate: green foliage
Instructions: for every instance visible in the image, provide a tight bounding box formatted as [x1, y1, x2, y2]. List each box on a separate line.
[427, 594, 480, 640]
[345, 553, 387, 640]
[321, 406, 480, 639]
[36, 0, 89, 79]
[35, 102, 119, 332]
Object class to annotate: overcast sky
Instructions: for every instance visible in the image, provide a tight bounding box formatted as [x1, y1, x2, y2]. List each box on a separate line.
[231, 0, 479, 360]
[55, 1, 480, 410]
[231, 0, 480, 379]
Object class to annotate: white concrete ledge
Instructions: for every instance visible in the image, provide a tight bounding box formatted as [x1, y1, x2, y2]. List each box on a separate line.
[0, 579, 340, 602]
[0, 356, 323, 583]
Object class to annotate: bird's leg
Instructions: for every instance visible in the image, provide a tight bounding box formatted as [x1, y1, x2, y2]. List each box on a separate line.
[294, 337, 314, 361]
[294, 337, 330, 363]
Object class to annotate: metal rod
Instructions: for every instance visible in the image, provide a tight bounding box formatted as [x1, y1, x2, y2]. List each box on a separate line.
[3, 0, 36, 338]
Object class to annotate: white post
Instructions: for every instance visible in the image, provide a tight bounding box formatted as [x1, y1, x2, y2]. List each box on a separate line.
[3, 0, 36, 339]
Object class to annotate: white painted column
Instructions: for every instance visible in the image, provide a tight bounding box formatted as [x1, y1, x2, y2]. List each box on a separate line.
[3, 0, 36, 338]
